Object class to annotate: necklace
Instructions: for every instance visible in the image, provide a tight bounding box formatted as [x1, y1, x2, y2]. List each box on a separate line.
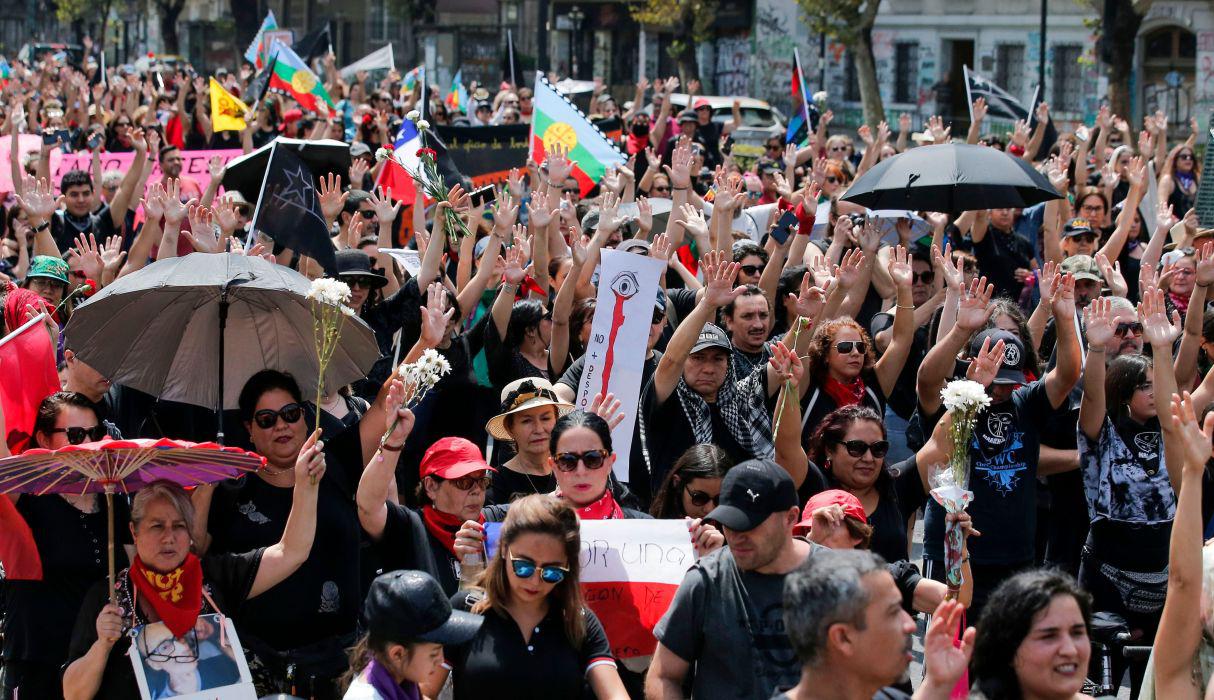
[260, 463, 296, 477]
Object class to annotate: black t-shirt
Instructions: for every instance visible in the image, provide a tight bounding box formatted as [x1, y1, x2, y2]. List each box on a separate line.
[1, 495, 131, 662]
[445, 592, 615, 700]
[639, 378, 751, 497]
[800, 457, 924, 564]
[972, 228, 1035, 300]
[377, 502, 453, 593]
[205, 426, 365, 649]
[484, 313, 551, 393]
[51, 206, 117, 253]
[869, 312, 930, 420]
[924, 380, 1054, 565]
[65, 550, 263, 700]
[486, 467, 558, 506]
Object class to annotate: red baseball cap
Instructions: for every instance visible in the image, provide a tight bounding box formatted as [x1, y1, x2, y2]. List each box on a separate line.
[419, 437, 496, 480]
[693, 98, 710, 110]
[794, 489, 867, 535]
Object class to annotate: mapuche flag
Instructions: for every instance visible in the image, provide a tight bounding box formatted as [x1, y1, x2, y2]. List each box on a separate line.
[530, 71, 627, 196]
[267, 41, 335, 116]
[210, 77, 249, 132]
[786, 49, 818, 147]
[251, 142, 338, 276]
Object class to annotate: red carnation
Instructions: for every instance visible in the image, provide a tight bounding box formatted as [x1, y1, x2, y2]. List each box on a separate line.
[417, 147, 437, 159]
[82, 279, 97, 296]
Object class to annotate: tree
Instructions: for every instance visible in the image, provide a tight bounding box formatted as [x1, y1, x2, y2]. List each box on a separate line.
[629, 0, 719, 85]
[155, 0, 186, 54]
[1090, 0, 1151, 118]
[796, 0, 884, 127]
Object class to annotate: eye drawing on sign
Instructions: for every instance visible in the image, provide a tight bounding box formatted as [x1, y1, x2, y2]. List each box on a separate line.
[600, 271, 639, 398]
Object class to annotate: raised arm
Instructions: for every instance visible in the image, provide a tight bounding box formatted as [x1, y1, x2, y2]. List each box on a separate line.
[549, 236, 585, 376]
[355, 381, 415, 540]
[1043, 272, 1083, 408]
[917, 276, 994, 416]
[1176, 242, 1214, 389]
[107, 128, 149, 228]
[966, 98, 986, 145]
[769, 341, 808, 487]
[1140, 287, 1183, 490]
[491, 242, 528, 340]
[1097, 157, 1146, 262]
[873, 245, 916, 395]
[1078, 297, 1113, 440]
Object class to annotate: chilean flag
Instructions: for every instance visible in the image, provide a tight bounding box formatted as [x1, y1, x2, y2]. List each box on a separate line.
[377, 117, 421, 203]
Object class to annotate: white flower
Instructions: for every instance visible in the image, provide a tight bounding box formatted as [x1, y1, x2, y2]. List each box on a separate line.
[419, 348, 451, 376]
[405, 109, 421, 122]
[812, 91, 828, 105]
[416, 119, 430, 130]
[940, 379, 991, 413]
[374, 147, 392, 163]
[306, 278, 352, 306]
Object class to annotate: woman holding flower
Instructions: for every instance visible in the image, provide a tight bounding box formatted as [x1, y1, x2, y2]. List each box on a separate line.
[1074, 290, 1180, 692]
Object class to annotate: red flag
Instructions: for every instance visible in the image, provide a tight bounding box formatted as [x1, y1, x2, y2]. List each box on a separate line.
[0, 496, 41, 580]
[0, 314, 62, 453]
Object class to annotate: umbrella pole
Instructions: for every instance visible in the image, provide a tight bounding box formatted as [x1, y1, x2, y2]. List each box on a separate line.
[105, 485, 116, 605]
[217, 289, 229, 445]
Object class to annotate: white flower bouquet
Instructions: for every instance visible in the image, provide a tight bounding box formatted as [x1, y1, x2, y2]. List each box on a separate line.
[379, 349, 453, 448]
[306, 278, 352, 435]
[929, 379, 989, 590]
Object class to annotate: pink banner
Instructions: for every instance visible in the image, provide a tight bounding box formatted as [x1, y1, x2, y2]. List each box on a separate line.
[48, 149, 244, 190]
[0, 135, 47, 193]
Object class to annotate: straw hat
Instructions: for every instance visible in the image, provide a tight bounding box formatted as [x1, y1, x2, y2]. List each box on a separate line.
[484, 377, 574, 441]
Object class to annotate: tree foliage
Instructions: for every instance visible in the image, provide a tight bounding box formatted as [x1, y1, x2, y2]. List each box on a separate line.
[795, 0, 884, 125]
[629, 0, 718, 83]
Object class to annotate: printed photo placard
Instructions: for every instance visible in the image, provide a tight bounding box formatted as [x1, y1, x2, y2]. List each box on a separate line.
[128, 614, 256, 700]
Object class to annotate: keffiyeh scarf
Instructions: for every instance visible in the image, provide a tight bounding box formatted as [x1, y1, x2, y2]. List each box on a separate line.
[675, 364, 774, 458]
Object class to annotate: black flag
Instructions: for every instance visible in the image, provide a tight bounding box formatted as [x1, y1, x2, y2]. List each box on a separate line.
[293, 24, 332, 66]
[502, 30, 523, 89]
[963, 66, 1029, 121]
[247, 54, 278, 106]
[251, 142, 338, 276]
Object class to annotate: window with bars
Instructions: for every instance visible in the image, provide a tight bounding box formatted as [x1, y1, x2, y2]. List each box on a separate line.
[894, 42, 919, 103]
[995, 44, 1024, 100]
[1052, 45, 1084, 112]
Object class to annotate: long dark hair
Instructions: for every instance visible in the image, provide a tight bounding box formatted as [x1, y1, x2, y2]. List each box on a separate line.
[774, 266, 808, 337]
[1105, 354, 1152, 419]
[808, 405, 885, 466]
[971, 569, 1092, 700]
[506, 299, 546, 349]
[650, 444, 733, 518]
[549, 410, 613, 455]
[33, 391, 98, 446]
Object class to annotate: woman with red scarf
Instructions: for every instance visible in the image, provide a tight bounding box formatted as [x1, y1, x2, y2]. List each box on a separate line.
[357, 402, 496, 596]
[798, 252, 915, 447]
[62, 431, 327, 700]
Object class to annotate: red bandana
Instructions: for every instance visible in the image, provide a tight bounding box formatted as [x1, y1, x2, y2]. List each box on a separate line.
[567, 488, 624, 520]
[422, 506, 483, 558]
[823, 375, 866, 409]
[130, 553, 203, 638]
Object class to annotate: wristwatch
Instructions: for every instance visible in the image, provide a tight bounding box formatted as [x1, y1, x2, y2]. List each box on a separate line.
[33, 221, 50, 233]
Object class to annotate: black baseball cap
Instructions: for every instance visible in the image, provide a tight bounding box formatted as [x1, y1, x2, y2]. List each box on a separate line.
[706, 459, 799, 532]
[363, 570, 483, 645]
[967, 328, 1027, 385]
[690, 323, 731, 355]
[1062, 217, 1096, 238]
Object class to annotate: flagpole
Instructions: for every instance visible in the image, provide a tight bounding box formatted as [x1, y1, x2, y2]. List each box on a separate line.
[0, 313, 48, 349]
[508, 30, 516, 88]
[793, 47, 812, 138]
[963, 65, 974, 124]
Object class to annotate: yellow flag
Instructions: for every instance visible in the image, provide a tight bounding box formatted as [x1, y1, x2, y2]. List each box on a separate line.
[210, 77, 249, 132]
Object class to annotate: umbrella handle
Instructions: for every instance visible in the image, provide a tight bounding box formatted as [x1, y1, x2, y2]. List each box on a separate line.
[106, 488, 116, 606]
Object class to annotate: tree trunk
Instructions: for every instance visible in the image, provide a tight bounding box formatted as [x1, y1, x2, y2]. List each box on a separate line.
[156, 0, 183, 54]
[1102, 0, 1144, 118]
[854, 27, 885, 126]
[671, 37, 700, 87]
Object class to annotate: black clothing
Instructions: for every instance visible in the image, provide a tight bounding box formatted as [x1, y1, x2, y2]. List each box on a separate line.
[799, 369, 887, 448]
[971, 228, 1035, 300]
[51, 206, 117, 254]
[801, 457, 925, 565]
[486, 467, 558, 506]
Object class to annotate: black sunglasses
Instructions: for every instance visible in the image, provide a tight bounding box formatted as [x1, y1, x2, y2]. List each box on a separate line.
[825, 176, 839, 184]
[837, 439, 890, 459]
[358, 210, 377, 219]
[435, 473, 491, 491]
[913, 271, 935, 284]
[1179, 153, 1195, 160]
[835, 340, 867, 355]
[740, 264, 765, 276]
[50, 425, 107, 445]
[253, 403, 304, 429]
[553, 449, 609, 472]
[653, 185, 671, 193]
[684, 485, 719, 507]
[1114, 321, 1143, 337]
[510, 555, 569, 584]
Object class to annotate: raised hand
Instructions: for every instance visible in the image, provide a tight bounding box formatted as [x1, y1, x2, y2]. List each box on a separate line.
[887, 244, 913, 289]
[649, 232, 672, 262]
[419, 281, 455, 348]
[68, 233, 104, 282]
[858, 217, 881, 253]
[700, 250, 744, 308]
[161, 183, 191, 225]
[957, 276, 995, 331]
[1048, 272, 1077, 320]
[545, 143, 574, 183]
[294, 429, 327, 488]
[809, 256, 836, 290]
[1037, 260, 1058, 303]
[965, 335, 1006, 387]
[933, 243, 963, 292]
[767, 340, 804, 384]
[636, 196, 653, 235]
[921, 600, 976, 694]
[213, 197, 240, 236]
[502, 242, 527, 286]
[15, 177, 60, 221]
[1196, 241, 1214, 288]
[1171, 392, 1214, 471]
[1082, 296, 1117, 350]
[835, 248, 866, 291]
[596, 190, 621, 234]
[183, 204, 222, 253]
[971, 97, 988, 122]
[369, 186, 401, 224]
[527, 188, 558, 229]
[141, 183, 166, 221]
[348, 158, 369, 188]
[789, 272, 830, 319]
[506, 167, 524, 198]
[317, 172, 348, 224]
[665, 137, 693, 189]
[672, 202, 708, 240]
[99, 235, 125, 276]
[1139, 286, 1181, 347]
[588, 392, 626, 430]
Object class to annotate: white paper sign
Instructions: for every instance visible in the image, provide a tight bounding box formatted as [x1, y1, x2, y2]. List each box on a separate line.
[379, 247, 422, 277]
[575, 249, 666, 482]
[129, 614, 256, 700]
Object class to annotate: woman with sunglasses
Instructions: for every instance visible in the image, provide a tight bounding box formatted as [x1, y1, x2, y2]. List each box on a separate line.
[188, 369, 409, 699]
[1074, 293, 1180, 693]
[484, 377, 574, 505]
[806, 405, 925, 564]
[1159, 141, 1201, 220]
[0, 392, 129, 700]
[427, 495, 628, 700]
[649, 444, 733, 519]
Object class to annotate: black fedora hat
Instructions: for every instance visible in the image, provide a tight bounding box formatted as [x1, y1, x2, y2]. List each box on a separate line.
[335, 249, 388, 289]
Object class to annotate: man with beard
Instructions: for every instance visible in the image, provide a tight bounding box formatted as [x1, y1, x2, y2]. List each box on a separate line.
[721, 285, 774, 377]
[158, 144, 203, 200]
[777, 549, 974, 700]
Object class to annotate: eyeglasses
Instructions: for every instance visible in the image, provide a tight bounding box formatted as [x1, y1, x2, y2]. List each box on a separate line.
[1069, 233, 1099, 244]
[766, 143, 782, 151]
[1080, 204, 1106, 213]
[1114, 322, 1143, 338]
[509, 555, 569, 584]
[143, 629, 199, 663]
[50, 425, 107, 445]
[740, 264, 765, 276]
[829, 145, 848, 152]
[684, 486, 719, 507]
[348, 278, 377, 290]
[913, 271, 935, 284]
[358, 210, 377, 219]
[835, 340, 867, 355]
[653, 186, 671, 193]
[562, 188, 579, 195]
[837, 439, 890, 459]
[553, 449, 609, 472]
[438, 473, 491, 491]
[1178, 153, 1195, 160]
[825, 176, 839, 184]
[253, 403, 304, 429]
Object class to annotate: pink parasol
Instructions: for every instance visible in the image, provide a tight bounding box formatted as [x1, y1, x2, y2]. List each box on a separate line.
[0, 438, 265, 602]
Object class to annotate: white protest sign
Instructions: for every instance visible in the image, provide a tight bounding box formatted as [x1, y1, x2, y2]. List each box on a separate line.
[575, 249, 665, 482]
[578, 519, 694, 659]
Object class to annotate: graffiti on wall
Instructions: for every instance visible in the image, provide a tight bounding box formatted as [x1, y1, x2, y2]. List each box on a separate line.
[716, 37, 750, 96]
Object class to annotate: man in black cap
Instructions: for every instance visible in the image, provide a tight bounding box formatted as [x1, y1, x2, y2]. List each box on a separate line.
[914, 274, 1082, 618]
[646, 458, 814, 700]
[345, 570, 482, 697]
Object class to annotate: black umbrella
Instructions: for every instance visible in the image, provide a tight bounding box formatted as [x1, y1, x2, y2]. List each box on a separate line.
[840, 143, 1061, 212]
[63, 253, 379, 443]
[222, 137, 352, 200]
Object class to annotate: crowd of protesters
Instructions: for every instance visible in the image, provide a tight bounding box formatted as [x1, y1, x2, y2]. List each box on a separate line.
[1, 39, 1214, 700]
